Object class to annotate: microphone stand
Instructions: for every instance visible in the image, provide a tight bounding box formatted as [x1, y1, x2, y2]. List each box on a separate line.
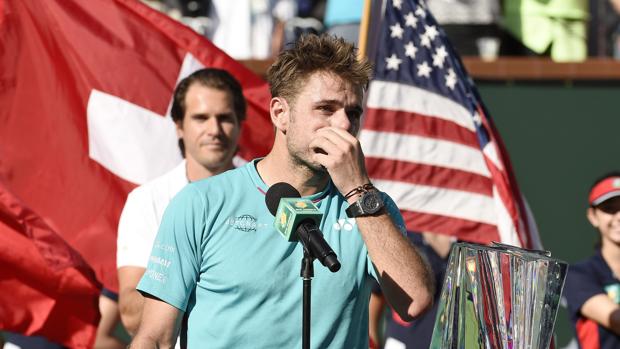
[296, 221, 339, 349]
[301, 248, 314, 349]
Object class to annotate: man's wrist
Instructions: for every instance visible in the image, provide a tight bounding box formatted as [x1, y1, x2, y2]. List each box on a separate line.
[346, 192, 363, 204]
[344, 183, 375, 204]
[345, 187, 385, 218]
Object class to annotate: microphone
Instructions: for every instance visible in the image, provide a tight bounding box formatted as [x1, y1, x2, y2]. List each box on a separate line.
[265, 182, 341, 272]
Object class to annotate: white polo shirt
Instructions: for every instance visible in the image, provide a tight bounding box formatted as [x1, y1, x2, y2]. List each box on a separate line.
[117, 160, 188, 269]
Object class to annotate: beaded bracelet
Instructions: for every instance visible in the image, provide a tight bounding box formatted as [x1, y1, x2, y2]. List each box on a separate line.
[344, 183, 375, 200]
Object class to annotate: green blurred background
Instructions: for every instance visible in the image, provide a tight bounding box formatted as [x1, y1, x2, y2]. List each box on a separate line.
[477, 80, 620, 347]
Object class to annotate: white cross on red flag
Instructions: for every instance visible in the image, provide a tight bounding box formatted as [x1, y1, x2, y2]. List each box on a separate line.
[0, 0, 272, 347]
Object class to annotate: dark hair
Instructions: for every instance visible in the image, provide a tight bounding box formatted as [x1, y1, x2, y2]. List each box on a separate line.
[266, 34, 373, 105]
[171, 68, 246, 156]
[171, 68, 246, 124]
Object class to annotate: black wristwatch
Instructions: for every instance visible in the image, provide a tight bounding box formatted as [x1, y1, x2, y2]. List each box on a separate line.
[345, 190, 385, 218]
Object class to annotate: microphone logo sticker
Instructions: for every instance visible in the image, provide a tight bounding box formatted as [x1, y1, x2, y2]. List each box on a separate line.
[294, 201, 308, 209]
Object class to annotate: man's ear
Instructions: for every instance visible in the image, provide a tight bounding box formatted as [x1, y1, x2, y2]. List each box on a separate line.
[270, 97, 290, 133]
[587, 207, 599, 228]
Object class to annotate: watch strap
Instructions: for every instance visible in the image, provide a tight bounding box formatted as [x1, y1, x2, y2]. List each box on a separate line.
[346, 201, 364, 218]
[346, 190, 385, 218]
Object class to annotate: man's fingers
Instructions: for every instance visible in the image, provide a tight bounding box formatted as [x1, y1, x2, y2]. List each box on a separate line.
[309, 136, 338, 157]
[311, 152, 334, 168]
[314, 128, 357, 155]
[316, 126, 358, 144]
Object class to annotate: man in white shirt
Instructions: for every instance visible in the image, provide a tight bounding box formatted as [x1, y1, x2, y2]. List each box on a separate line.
[116, 68, 245, 335]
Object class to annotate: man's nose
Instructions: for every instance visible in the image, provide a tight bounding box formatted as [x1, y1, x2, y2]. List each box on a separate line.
[331, 109, 351, 132]
[205, 116, 221, 135]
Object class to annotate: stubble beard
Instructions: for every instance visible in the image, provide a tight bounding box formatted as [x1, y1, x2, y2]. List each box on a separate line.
[286, 111, 328, 181]
[195, 148, 235, 174]
[287, 141, 327, 178]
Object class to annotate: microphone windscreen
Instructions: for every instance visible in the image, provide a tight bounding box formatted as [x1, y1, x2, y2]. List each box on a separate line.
[265, 182, 301, 215]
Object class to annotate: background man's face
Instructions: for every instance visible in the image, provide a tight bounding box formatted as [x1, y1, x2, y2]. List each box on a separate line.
[176, 83, 240, 173]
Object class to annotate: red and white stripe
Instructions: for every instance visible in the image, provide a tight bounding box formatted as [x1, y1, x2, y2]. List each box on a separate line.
[361, 80, 534, 247]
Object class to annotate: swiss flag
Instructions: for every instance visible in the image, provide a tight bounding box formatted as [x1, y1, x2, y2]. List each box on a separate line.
[0, 0, 272, 347]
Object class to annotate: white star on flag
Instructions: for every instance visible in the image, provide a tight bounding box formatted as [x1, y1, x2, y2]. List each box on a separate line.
[435, 46, 448, 59]
[404, 41, 417, 58]
[393, 0, 403, 9]
[445, 68, 457, 89]
[405, 12, 418, 28]
[432, 53, 445, 68]
[420, 33, 431, 48]
[415, 5, 426, 17]
[472, 112, 483, 126]
[432, 46, 448, 68]
[416, 61, 432, 77]
[390, 23, 404, 39]
[424, 25, 439, 40]
[386, 54, 403, 70]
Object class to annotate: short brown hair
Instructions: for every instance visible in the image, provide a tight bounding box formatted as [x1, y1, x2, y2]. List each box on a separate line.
[267, 34, 372, 104]
[171, 68, 246, 124]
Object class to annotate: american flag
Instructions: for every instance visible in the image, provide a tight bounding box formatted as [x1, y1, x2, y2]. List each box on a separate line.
[360, 0, 539, 248]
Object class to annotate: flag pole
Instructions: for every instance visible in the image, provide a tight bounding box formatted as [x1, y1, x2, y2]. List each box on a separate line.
[357, 0, 372, 60]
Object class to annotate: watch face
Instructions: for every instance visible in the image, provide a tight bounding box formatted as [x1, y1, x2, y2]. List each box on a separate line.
[361, 192, 382, 213]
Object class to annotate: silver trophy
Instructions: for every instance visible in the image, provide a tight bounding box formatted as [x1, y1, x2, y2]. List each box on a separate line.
[430, 242, 567, 349]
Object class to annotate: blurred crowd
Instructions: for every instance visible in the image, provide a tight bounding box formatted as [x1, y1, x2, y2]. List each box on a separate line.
[142, 0, 620, 62]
